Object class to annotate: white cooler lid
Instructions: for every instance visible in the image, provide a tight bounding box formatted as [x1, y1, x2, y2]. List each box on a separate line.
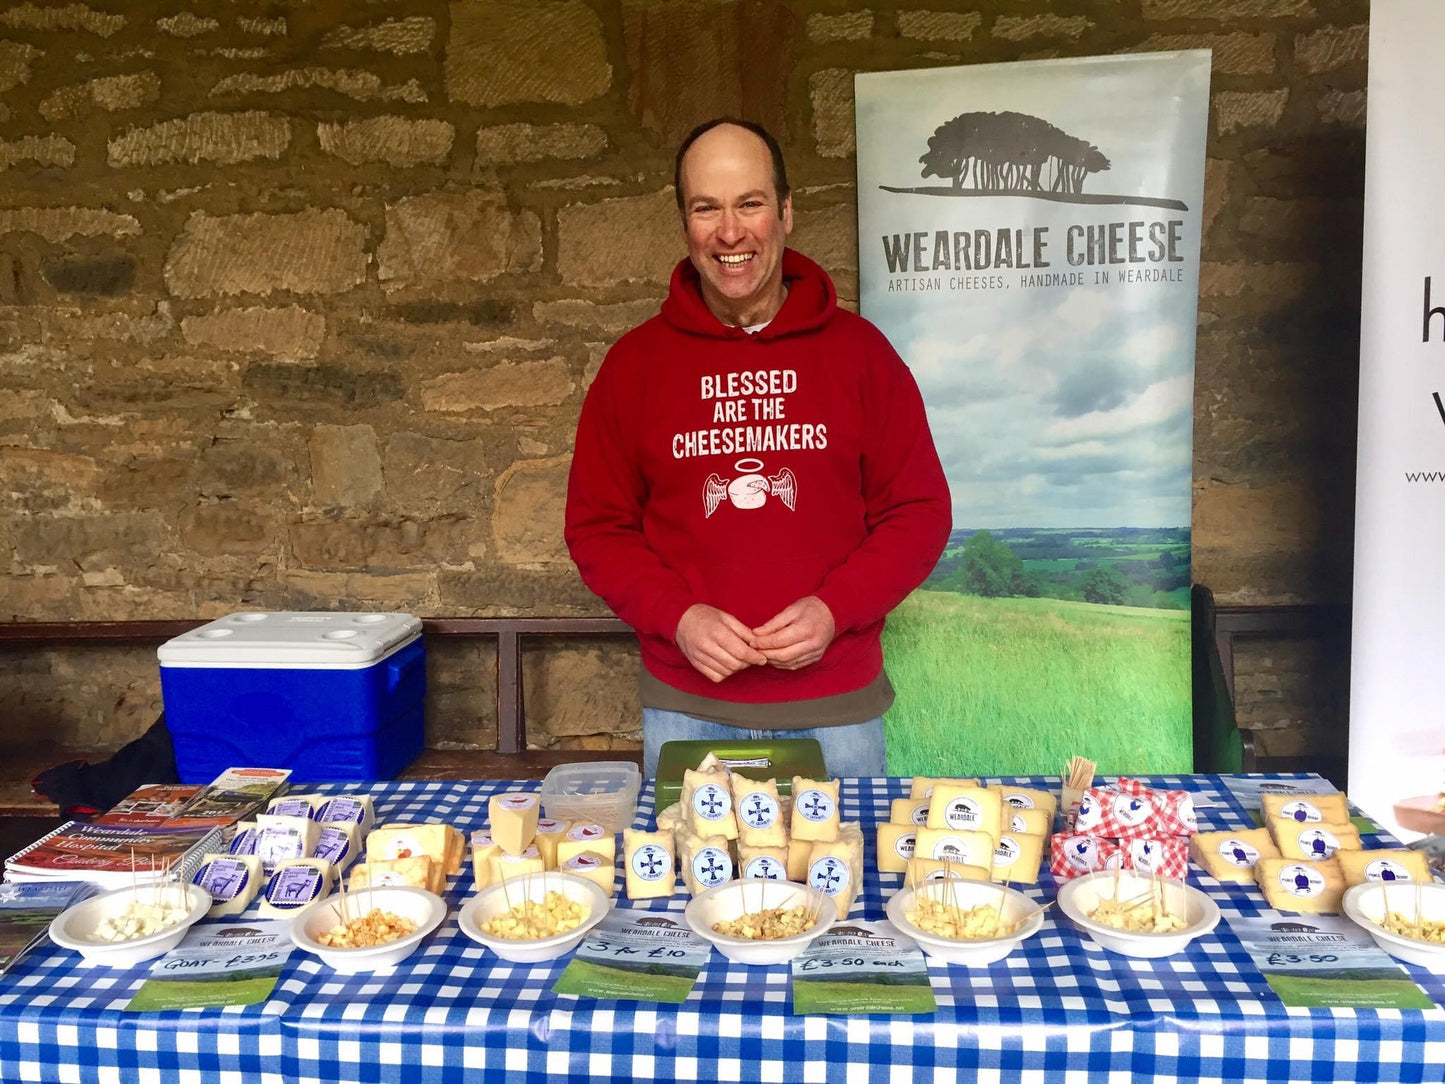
[158, 612, 423, 669]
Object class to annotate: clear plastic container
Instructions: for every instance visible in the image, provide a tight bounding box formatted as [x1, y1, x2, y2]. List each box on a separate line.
[539, 761, 641, 832]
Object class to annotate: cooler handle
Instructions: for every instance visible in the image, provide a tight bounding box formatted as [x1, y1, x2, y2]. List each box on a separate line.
[387, 645, 423, 694]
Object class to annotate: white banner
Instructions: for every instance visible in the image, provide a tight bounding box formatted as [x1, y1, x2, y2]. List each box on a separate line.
[1349, 1, 1445, 839]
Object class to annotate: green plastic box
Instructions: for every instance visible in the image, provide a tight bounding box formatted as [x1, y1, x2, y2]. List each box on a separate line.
[654, 738, 827, 808]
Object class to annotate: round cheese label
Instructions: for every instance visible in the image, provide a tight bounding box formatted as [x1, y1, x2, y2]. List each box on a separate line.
[743, 855, 786, 880]
[1217, 838, 1260, 868]
[923, 866, 963, 883]
[1111, 793, 1152, 828]
[1065, 837, 1100, 871]
[932, 835, 977, 864]
[314, 827, 352, 865]
[1279, 800, 1322, 823]
[565, 853, 604, 871]
[269, 799, 315, 819]
[371, 869, 408, 887]
[1075, 795, 1102, 831]
[891, 831, 918, 861]
[1279, 864, 1326, 898]
[471, 830, 495, 848]
[1009, 813, 1029, 833]
[498, 794, 537, 811]
[265, 865, 323, 908]
[1128, 839, 1162, 872]
[501, 846, 540, 862]
[1296, 827, 1341, 860]
[630, 843, 671, 883]
[1364, 859, 1412, 883]
[796, 789, 835, 824]
[567, 824, 606, 842]
[994, 836, 1021, 865]
[690, 847, 732, 888]
[942, 794, 984, 830]
[317, 798, 364, 824]
[229, 827, 258, 856]
[383, 835, 421, 861]
[692, 783, 732, 822]
[1174, 795, 1198, 832]
[911, 804, 930, 826]
[537, 819, 566, 834]
[807, 856, 850, 897]
[1003, 793, 1036, 809]
[739, 791, 779, 830]
[196, 858, 250, 901]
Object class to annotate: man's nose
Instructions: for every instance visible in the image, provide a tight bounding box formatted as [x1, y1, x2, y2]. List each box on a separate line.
[718, 209, 745, 243]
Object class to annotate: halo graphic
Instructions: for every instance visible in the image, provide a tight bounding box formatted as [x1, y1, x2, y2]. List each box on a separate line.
[734, 457, 764, 472]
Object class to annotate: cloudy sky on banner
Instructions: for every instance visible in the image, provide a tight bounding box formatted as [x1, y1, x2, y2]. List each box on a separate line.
[856, 54, 1209, 530]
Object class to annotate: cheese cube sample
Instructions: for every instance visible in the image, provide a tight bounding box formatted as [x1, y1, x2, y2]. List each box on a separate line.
[1271, 820, 1362, 862]
[488, 793, 540, 855]
[490, 846, 545, 885]
[680, 833, 734, 895]
[533, 819, 569, 867]
[313, 822, 360, 874]
[259, 858, 331, 918]
[738, 844, 790, 881]
[731, 777, 787, 848]
[927, 783, 1002, 843]
[890, 798, 932, 827]
[915, 827, 995, 869]
[194, 854, 263, 917]
[1004, 807, 1053, 837]
[267, 794, 322, 820]
[806, 823, 864, 918]
[682, 768, 738, 840]
[876, 823, 919, 873]
[350, 856, 435, 893]
[910, 777, 975, 800]
[471, 830, 499, 889]
[909, 857, 991, 884]
[1256, 858, 1346, 914]
[1261, 792, 1350, 825]
[624, 829, 676, 899]
[557, 823, 615, 866]
[1337, 848, 1433, 886]
[992, 785, 1058, 824]
[790, 777, 841, 842]
[561, 851, 616, 896]
[991, 832, 1044, 884]
[315, 794, 376, 835]
[1189, 828, 1280, 883]
[786, 837, 811, 882]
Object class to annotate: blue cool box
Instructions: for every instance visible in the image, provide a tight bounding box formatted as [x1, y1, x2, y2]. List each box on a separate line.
[158, 612, 426, 784]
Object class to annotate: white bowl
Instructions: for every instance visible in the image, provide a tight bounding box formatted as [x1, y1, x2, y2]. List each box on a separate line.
[886, 881, 1045, 966]
[49, 883, 211, 967]
[292, 886, 446, 973]
[456, 872, 610, 963]
[684, 879, 836, 965]
[1056, 871, 1219, 958]
[1343, 881, 1445, 972]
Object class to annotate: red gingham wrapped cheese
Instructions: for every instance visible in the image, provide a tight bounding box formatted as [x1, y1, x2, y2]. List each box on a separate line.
[1049, 833, 1123, 879]
[1154, 790, 1198, 836]
[1074, 783, 1159, 842]
[1121, 836, 1188, 878]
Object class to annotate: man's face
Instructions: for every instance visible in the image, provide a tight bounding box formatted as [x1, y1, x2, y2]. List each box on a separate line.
[678, 124, 793, 325]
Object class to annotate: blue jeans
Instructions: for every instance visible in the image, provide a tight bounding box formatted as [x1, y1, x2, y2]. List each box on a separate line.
[642, 708, 886, 780]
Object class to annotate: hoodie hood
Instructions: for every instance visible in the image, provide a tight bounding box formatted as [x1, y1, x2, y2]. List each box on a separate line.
[660, 248, 837, 341]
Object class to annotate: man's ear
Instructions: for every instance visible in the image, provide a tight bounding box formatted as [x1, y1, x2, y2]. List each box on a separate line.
[781, 194, 794, 235]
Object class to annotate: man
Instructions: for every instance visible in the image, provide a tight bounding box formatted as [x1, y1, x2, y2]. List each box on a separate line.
[564, 118, 951, 778]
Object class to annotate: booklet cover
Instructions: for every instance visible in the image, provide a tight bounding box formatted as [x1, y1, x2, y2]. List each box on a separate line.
[0, 881, 94, 975]
[161, 768, 291, 830]
[93, 785, 205, 828]
[3, 822, 223, 887]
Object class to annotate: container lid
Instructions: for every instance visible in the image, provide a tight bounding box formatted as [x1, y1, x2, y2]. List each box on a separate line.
[654, 739, 826, 807]
[158, 612, 422, 668]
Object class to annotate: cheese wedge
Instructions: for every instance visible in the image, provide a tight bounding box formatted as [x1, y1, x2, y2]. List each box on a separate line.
[731, 777, 786, 847]
[806, 823, 864, 918]
[876, 823, 919, 873]
[267, 794, 322, 820]
[1256, 857, 1346, 914]
[259, 858, 331, 918]
[915, 827, 995, 868]
[1189, 828, 1280, 883]
[738, 845, 790, 881]
[682, 768, 739, 841]
[470, 830, 499, 889]
[1261, 792, 1350, 825]
[561, 851, 615, 896]
[624, 828, 675, 899]
[1003, 807, 1053, 837]
[926, 783, 1003, 843]
[1271, 820, 1362, 862]
[889, 797, 932, 827]
[1337, 848, 1433, 886]
[790, 777, 841, 842]
[991, 832, 1045, 884]
[908, 857, 991, 884]
[992, 785, 1058, 824]
[910, 777, 975, 800]
[315, 795, 376, 836]
[488, 793, 540, 855]
[194, 853, 263, 917]
[350, 856, 435, 893]
[313, 822, 360, 874]
[557, 823, 615, 866]
[680, 833, 734, 896]
[490, 846, 545, 885]
[656, 803, 684, 834]
[533, 819, 569, 868]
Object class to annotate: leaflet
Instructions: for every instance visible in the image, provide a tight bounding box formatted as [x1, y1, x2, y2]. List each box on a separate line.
[125, 920, 294, 1011]
[553, 909, 709, 1003]
[791, 920, 935, 1015]
[0, 881, 93, 975]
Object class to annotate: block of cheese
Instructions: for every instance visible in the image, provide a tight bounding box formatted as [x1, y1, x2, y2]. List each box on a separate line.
[315, 795, 376, 836]
[876, 823, 919, 873]
[490, 846, 545, 885]
[915, 827, 995, 869]
[367, 823, 454, 873]
[488, 793, 540, 855]
[470, 830, 499, 889]
[991, 832, 1045, 884]
[1271, 820, 1362, 862]
[1189, 828, 1279, 883]
[444, 825, 464, 876]
[229, 821, 258, 857]
[533, 819, 569, 868]
[927, 782, 1003, 843]
[313, 822, 360, 874]
[992, 785, 1059, 824]
[624, 829, 676, 899]
[909, 857, 991, 884]
[790, 777, 841, 842]
[910, 777, 975, 800]
[806, 824, 864, 918]
[194, 853, 263, 917]
[557, 823, 616, 866]
[1261, 792, 1350, 825]
[738, 845, 790, 881]
[682, 767, 739, 841]
[1003, 807, 1053, 837]
[680, 833, 734, 896]
[890, 798, 932, 827]
[350, 856, 435, 894]
[259, 858, 331, 919]
[267, 794, 322, 820]
[731, 777, 786, 848]
[786, 837, 811, 882]
[656, 803, 684, 834]
[254, 815, 320, 873]
[1256, 857, 1346, 914]
[1337, 848, 1433, 886]
[560, 851, 616, 896]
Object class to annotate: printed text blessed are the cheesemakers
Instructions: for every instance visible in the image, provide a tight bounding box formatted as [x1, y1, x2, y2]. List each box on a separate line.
[881, 218, 1186, 291]
[673, 369, 825, 460]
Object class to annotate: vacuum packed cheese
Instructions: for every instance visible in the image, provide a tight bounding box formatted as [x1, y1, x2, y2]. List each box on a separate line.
[876, 823, 919, 873]
[259, 858, 331, 918]
[561, 851, 616, 896]
[488, 793, 540, 855]
[1049, 834, 1123, 879]
[557, 823, 615, 866]
[1004, 807, 1053, 837]
[490, 846, 545, 885]
[890, 797, 932, 827]
[624, 828, 676, 899]
[909, 857, 991, 884]
[351, 856, 437, 894]
[910, 777, 975, 800]
[254, 815, 320, 873]
[731, 777, 787, 848]
[194, 853, 263, 917]
[680, 833, 734, 895]
[1256, 857, 1346, 914]
[367, 823, 454, 870]
[1337, 848, 1433, 886]
[926, 783, 1002, 843]
[1189, 828, 1279, 883]
[992, 785, 1059, 824]
[229, 821, 258, 857]
[786, 837, 812, 882]
[806, 823, 864, 918]
[790, 777, 841, 842]
[313, 822, 360, 874]
[267, 794, 323, 820]
[533, 819, 569, 867]
[738, 844, 790, 881]
[315, 794, 376, 836]
[1261, 792, 1350, 825]
[1271, 820, 1362, 862]
[915, 827, 995, 868]
[990, 832, 1044, 884]
[682, 768, 739, 840]
[470, 830, 499, 889]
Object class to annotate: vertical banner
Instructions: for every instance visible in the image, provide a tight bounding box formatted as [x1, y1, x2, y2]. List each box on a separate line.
[1350, 1, 1445, 841]
[856, 54, 1210, 777]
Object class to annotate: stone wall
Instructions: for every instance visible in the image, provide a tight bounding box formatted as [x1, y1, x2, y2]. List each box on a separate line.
[0, 0, 1368, 758]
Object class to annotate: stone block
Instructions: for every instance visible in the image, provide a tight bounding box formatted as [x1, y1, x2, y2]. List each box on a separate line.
[447, 0, 611, 107]
[178, 501, 275, 556]
[238, 16, 286, 36]
[807, 11, 872, 42]
[555, 188, 682, 288]
[16, 511, 169, 569]
[157, 13, 216, 37]
[289, 514, 472, 569]
[1214, 89, 1289, 135]
[437, 563, 601, 614]
[474, 123, 608, 165]
[37, 303, 174, 344]
[321, 15, 435, 54]
[241, 363, 405, 407]
[211, 68, 426, 104]
[0, 41, 40, 94]
[811, 68, 855, 158]
[198, 440, 289, 497]
[384, 430, 498, 510]
[1295, 24, 1367, 74]
[896, 10, 981, 41]
[791, 202, 858, 301]
[0, 135, 75, 171]
[109, 112, 290, 167]
[524, 643, 640, 739]
[41, 72, 161, 121]
[392, 299, 515, 327]
[419, 358, 574, 412]
[309, 423, 382, 508]
[532, 298, 663, 333]
[377, 190, 542, 293]
[318, 116, 453, 167]
[0, 207, 139, 242]
[1142, 0, 1314, 17]
[1193, 481, 1319, 550]
[493, 456, 570, 564]
[1126, 33, 1275, 76]
[165, 209, 368, 297]
[1202, 158, 1230, 236]
[992, 14, 1091, 41]
[0, 3, 124, 35]
[1318, 89, 1366, 127]
[181, 305, 325, 358]
[278, 568, 434, 609]
[1199, 261, 1311, 301]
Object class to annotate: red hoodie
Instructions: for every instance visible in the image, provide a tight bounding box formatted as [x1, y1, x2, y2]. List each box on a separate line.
[565, 249, 951, 704]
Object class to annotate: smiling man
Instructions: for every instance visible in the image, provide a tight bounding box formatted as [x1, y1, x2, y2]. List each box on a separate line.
[564, 118, 951, 778]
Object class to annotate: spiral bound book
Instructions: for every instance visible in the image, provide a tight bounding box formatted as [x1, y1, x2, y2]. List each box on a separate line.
[3, 822, 223, 887]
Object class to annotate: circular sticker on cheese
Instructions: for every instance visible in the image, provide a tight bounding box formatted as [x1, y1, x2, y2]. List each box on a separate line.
[196, 858, 250, 901]
[1364, 859, 1411, 883]
[1102, 851, 1127, 871]
[1296, 827, 1341, 860]
[692, 783, 732, 822]
[1075, 794, 1102, 831]
[1111, 793, 1152, 828]
[994, 836, 1021, 865]
[1003, 794, 1036, 809]
[911, 804, 930, 826]
[630, 844, 671, 883]
[1010, 813, 1029, 833]
[1174, 795, 1198, 832]
[807, 856, 850, 897]
[567, 824, 607, 842]
[371, 869, 408, 887]
[317, 798, 363, 823]
[314, 828, 352, 865]
[923, 866, 963, 883]
[498, 794, 537, 811]
[1065, 837, 1100, 871]
[270, 799, 315, 819]
[1218, 838, 1260, 868]
[932, 835, 975, 864]
[1279, 864, 1326, 898]
[383, 834, 421, 861]
[1128, 839, 1161, 872]
[691, 847, 732, 888]
[265, 865, 323, 906]
[471, 830, 494, 848]
[739, 792, 779, 830]
[891, 832, 918, 862]
[565, 853, 604, 871]
[796, 789, 835, 823]
[537, 819, 566, 834]
[942, 794, 984, 830]
[743, 855, 786, 880]
[1279, 800, 1322, 823]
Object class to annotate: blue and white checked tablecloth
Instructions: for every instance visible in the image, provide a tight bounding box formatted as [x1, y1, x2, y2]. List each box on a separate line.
[2, 774, 1443, 1084]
